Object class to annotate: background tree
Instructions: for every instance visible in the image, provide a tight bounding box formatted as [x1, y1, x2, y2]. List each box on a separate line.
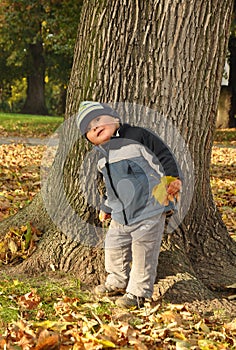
[0, 0, 82, 115]
[1, 0, 235, 313]
[228, 5, 236, 128]
[217, 1, 236, 128]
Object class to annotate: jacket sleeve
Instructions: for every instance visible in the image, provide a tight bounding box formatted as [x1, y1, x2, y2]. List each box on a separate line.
[140, 128, 183, 181]
[96, 171, 112, 213]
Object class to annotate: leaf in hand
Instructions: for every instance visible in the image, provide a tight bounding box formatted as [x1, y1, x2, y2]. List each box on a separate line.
[152, 176, 178, 205]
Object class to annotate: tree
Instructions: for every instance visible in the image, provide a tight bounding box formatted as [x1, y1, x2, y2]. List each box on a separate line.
[228, 9, 236, 127]
[1, 0, 236, 313]
[0, 0, 82, 115]
[217, 1, 236, 128]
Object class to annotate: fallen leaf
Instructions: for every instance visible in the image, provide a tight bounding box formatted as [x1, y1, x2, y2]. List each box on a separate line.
[18, 290, 41, 310]
[35, 331, 60, 350]
[86, 333, 117, 348]
[8, 239, 18, 254]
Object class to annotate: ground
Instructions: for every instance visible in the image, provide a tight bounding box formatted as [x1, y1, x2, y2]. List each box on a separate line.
[0, 115, 235, 348]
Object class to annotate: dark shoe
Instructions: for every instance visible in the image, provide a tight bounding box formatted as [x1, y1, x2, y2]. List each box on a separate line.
[115, 293, 145, 308]
[94, 284, 125, 297]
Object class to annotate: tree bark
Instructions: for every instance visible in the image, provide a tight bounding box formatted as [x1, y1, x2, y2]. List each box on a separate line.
[21, 41, 48, 115]
[1, 0, 236, 312]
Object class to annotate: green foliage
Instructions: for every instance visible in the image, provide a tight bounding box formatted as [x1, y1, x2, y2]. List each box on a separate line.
[0, 0, 82, 63]
[0, 0, 83, 115]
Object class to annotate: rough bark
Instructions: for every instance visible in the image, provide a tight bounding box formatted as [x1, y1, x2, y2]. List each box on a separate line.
[1, 0, 236, 313]
[21, 41, 48, 115]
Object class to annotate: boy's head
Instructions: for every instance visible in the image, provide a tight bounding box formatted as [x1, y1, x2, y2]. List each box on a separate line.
[77, 101, 121, 145]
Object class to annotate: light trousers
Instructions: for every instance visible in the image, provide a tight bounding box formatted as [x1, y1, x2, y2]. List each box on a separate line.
[104, 212, 166, 298]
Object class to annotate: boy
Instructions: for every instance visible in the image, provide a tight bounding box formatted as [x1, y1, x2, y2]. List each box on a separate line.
[77, 101, 182, 308]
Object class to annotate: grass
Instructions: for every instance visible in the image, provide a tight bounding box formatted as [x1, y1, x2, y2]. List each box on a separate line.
[0, 112, 63, 137]
[213, 128, 236, 145]
[0, 273, 89, 332]
[0, 273, 235, 349]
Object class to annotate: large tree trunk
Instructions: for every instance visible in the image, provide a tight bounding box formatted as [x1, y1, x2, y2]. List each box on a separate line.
[1, 0, 236, 312]
[21, 41, 48, 115]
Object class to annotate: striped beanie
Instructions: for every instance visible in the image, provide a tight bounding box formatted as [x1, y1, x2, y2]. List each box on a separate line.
[76, 101, 120, 135]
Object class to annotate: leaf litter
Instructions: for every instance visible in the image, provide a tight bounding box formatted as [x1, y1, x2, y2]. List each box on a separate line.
[0, 283, 235, 349]
[0, 141, 235, 348]
[210, 145, 236, 238]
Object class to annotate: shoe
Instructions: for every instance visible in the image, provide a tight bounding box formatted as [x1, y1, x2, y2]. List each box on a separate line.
[94, 284, 125, 297]
[115, 293, 145, 309]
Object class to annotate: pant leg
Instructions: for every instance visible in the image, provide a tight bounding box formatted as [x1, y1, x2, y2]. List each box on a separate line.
[105, 219, 132, 289]
[126, 213, 166, 298]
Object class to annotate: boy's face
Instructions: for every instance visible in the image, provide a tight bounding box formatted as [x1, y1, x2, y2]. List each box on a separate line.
[86, 115, 119, 145]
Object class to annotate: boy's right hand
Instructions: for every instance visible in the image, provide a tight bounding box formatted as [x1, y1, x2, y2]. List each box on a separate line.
[99, 210, 111, 222]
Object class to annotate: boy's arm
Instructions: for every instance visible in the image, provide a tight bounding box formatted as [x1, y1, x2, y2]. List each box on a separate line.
[140, 128, 183, 206]
[141, 128, 183, 181]
[99, 200, 111, 222]
[96, 171, 112, 221]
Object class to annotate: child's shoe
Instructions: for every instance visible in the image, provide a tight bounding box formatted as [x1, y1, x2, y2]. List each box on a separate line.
[94, 284, 125, 297]
[115, 293, 145, 308]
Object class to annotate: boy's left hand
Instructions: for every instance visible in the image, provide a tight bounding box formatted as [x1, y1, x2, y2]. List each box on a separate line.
[167, 179, 182, 196]
[152, 177, 182, 205]
[99, 210, 111, 222]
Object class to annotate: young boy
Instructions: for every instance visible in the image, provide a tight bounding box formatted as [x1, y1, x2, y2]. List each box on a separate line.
[77, 101, 182, 308]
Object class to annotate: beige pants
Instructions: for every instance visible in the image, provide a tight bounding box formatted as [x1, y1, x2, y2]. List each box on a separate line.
[104, 212, 166, 298]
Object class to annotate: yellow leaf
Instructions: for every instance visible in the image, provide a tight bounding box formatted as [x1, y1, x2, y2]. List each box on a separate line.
[198, 339, 217, 349]
[165, 176, 178, 184]
[152, 176, 177, 205]
[174, 331, 187, 340]
[13, 279, 20, 286]
[9, 227, 22, 236]
[194, 320, 210, 333]
[0, 241, 6, 254]
[33, 320, 75, 331]
[176, 340, 191, 349]
[24, 222, 32, 250]
[8, 239, 18, 254]
[86, 333, 116, 348]
[33, 320, 57, 329]
[152, 181, 167, 204]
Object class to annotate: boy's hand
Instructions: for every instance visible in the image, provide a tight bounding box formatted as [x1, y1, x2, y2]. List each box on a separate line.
[152, 177, 182, 205]
[99, 210, 111, 222]
[167, 179, 182, 196]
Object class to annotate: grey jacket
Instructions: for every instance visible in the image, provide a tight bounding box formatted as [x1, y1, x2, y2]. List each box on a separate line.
[96, 124, 182, 225]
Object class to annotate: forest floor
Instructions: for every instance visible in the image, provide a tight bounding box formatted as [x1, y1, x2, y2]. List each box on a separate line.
[0, 115, 235, 349]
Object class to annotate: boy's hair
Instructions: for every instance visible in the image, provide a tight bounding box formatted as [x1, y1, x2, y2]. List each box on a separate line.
[77, 101, 120, 135]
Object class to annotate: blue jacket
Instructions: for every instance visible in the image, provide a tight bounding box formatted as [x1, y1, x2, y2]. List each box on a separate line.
[96, 124, 182, 225]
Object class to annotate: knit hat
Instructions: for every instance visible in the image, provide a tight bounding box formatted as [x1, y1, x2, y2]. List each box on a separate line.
[76, 101, 120, 135]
